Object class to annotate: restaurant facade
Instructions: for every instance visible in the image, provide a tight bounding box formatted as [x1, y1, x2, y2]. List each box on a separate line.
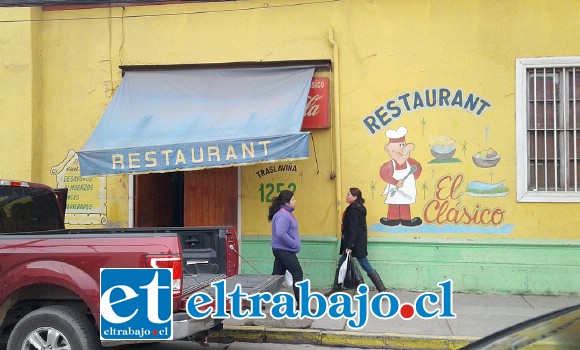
[1, 0, 579, 295]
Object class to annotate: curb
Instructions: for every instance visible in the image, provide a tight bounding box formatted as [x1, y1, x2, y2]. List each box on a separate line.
[210, 325, 478, 349]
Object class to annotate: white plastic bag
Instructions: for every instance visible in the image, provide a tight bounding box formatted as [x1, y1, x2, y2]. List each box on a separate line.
[337, 251, 351, 284]
[283, 270, 293, 287]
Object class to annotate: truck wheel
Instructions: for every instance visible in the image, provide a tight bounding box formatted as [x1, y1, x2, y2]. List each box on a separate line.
[7, 305, 101, 350]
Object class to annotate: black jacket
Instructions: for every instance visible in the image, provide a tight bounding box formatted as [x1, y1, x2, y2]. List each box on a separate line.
[339, 203, 368, 258]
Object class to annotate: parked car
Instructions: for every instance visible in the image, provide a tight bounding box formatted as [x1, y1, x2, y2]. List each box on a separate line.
[461, 303, 579, 350]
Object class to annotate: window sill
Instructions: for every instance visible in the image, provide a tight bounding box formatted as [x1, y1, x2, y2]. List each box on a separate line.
[517, 190, 580, 202]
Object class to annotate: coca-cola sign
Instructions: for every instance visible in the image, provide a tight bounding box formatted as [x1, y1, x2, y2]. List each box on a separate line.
[301, 77, 330, 129]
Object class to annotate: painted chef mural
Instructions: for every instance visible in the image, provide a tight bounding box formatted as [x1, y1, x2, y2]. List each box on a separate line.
[379, 126, 423, 227]
[362, 87, 513, 235]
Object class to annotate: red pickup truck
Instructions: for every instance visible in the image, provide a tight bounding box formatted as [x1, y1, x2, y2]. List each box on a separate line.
[0, 179, 281, 350]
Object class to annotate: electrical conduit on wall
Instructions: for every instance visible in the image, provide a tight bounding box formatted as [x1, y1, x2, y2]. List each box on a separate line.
[328, 28, 342, 238]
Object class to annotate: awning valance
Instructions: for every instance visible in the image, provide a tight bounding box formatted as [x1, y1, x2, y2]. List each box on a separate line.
[78, 66, 315, 176]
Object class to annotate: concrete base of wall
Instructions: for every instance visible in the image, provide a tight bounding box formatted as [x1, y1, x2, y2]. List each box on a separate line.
[240, 236, 579, 295]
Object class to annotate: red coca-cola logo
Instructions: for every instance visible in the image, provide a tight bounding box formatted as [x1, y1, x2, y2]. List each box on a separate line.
[305, 95, 323, 117]
[302, 77, 329, 129]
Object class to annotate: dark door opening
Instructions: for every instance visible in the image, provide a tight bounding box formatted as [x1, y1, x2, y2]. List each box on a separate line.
[134, 168, 238, 230]
[134, 172, 183, 227]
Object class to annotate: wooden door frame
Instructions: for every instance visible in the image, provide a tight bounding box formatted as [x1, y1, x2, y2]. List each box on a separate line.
[128, 168, 241, 238]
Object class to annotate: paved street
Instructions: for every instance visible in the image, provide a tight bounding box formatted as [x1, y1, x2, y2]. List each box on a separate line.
[0, 342, 371, 350]
[122, 341, 372, 350]
[209, 287, 580, 349]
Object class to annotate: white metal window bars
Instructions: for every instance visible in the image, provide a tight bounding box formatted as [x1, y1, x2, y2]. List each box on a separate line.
[516, 58, 580, 202]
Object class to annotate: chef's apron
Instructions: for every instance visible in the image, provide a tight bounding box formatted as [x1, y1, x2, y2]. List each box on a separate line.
[382, 160, 416, 204]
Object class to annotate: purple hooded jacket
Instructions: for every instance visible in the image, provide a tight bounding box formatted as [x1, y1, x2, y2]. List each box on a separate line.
[271, 205, 301, 253]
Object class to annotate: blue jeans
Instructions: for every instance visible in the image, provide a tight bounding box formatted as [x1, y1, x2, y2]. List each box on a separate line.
[272, 248, 303, 306]
[337, 253, 375, 275]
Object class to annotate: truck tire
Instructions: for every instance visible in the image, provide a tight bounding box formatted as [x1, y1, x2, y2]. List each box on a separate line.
[7, 305, 101, 350]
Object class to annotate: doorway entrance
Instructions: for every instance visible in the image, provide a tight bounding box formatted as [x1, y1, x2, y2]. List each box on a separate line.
[134, 167, 238, 230]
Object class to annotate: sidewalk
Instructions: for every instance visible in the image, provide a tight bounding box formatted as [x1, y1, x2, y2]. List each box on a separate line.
[210, 286, 580, 349]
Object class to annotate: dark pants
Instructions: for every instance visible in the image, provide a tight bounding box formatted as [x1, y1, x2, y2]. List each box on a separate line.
[272, 248, 303, 307]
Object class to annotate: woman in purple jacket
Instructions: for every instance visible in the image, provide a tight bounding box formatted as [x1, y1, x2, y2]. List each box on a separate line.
[268, 190, 303, 308]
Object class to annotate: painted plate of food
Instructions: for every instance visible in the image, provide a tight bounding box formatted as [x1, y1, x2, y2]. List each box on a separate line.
[466, 180, 509, 197]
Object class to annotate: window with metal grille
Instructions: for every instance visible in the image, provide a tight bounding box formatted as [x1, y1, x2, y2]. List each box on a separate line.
[516, 58, 580, 202]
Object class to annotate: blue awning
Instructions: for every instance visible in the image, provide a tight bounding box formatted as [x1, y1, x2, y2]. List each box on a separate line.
[78, 66, 314, 176]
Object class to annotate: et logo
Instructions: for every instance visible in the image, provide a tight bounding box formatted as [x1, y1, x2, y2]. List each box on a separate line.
[100, 268, 173, 340]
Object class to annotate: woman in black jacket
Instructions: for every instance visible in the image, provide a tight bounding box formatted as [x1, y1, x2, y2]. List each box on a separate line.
[327, 187, 387, 295]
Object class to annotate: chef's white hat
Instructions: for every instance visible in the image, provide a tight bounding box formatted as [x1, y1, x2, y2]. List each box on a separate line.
[386, 126, 408, 143]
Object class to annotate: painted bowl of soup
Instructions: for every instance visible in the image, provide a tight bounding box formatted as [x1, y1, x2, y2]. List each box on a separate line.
[430, 144, 456, 160]
[472, 148, 501, 168]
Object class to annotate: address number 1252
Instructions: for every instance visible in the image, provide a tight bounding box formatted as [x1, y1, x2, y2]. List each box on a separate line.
[259, 183, 297, 203]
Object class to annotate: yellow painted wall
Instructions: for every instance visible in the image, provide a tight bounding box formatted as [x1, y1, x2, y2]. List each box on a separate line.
[2, 0, 580, 239]
[242, 128, 336, 236]
[336, 0, 580, 240]
[0, 7, 42, 181]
